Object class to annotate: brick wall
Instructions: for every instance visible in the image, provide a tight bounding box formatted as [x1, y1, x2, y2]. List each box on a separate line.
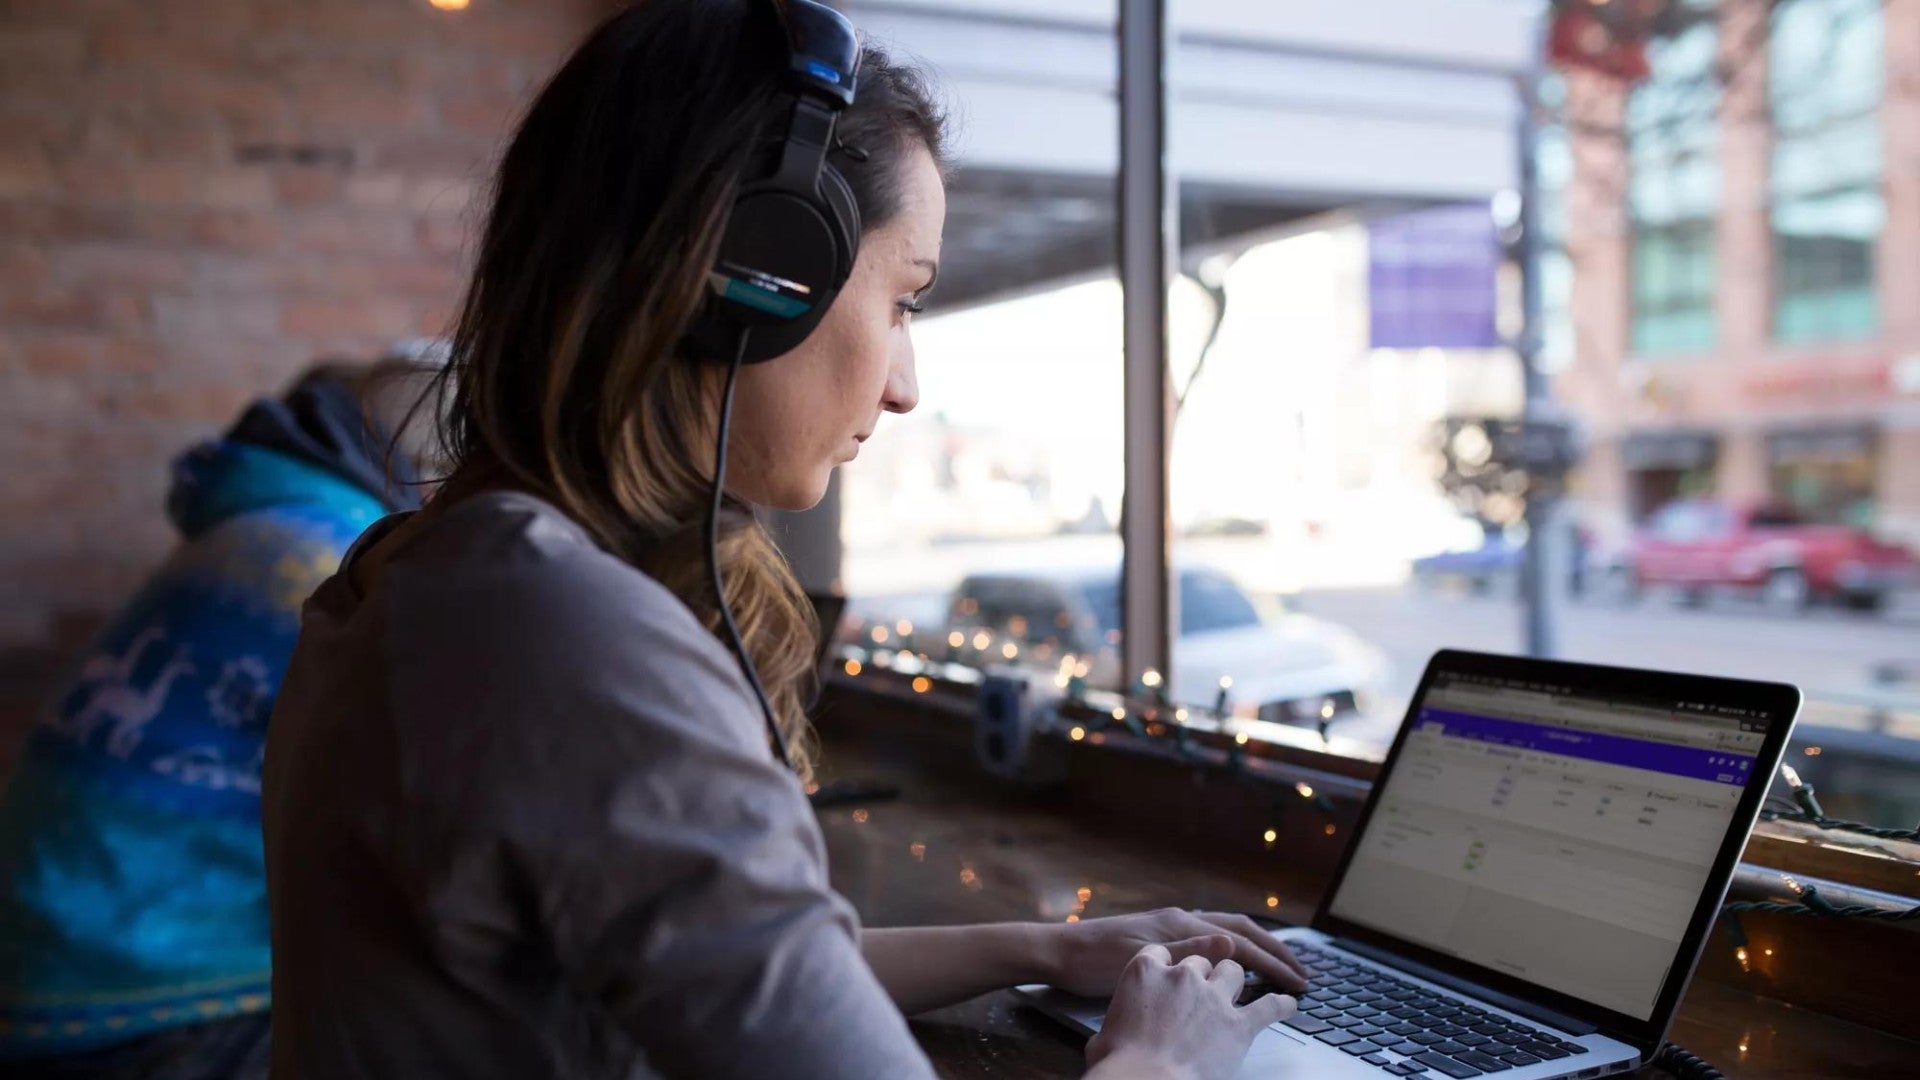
[0, 0, 603, 650]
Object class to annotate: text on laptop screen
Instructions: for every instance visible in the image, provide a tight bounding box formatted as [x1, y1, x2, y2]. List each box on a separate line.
[1327, 671, 1767, 1020]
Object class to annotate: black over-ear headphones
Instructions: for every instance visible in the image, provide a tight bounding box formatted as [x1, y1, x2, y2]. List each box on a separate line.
[695, 0, 864, 776]
[683, 0, 862, 365]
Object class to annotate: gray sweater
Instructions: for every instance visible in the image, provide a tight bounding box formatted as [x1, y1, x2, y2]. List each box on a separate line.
[262, 491, 935, 1079]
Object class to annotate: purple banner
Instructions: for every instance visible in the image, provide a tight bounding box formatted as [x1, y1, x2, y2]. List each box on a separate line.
[1418, 708, 1756, 787]
[1367, 203, 1501, 350]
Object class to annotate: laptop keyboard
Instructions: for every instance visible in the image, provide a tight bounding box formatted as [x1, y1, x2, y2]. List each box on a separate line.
[1270, 943, 1587, 1077]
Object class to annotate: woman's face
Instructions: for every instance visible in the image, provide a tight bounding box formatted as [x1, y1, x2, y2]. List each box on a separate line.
[726, 142, 945, 511]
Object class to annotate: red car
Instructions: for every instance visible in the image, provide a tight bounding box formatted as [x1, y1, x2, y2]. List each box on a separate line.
[1610, 499, 1918, 611]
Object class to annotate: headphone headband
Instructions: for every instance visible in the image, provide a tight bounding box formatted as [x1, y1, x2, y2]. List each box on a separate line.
[773, 0, 860, 106]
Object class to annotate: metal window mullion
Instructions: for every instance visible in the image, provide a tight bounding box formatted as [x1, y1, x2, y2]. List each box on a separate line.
[1118, 0, 1172, 689]
[1516, 15, 1558, 659]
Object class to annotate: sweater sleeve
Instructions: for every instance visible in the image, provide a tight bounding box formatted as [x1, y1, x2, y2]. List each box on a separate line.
[381, 524, 936, 1080]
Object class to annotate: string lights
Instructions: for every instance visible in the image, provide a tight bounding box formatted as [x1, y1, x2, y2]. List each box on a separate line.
[1763, 764, 1920, 844]
[846, 630, 1913, 864]
[828, 634, 1252, 766]
[1722, 879, 1920, 924]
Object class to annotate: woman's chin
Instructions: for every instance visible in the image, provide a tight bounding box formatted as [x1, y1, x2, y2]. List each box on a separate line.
[761, 468, 834, 513]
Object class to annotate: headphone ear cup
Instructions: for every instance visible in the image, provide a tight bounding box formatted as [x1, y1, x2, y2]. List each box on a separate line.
[738, 164, 859, 362]
[725, 287, 832, 362]
[726, 162, 859, 362]
[817, 162, 861, 276]
[688, 163, 862, 365]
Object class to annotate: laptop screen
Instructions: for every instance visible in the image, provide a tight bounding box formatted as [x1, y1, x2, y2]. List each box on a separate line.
[1325, 668, 1770, 1021]
[808, 592, 848, 674]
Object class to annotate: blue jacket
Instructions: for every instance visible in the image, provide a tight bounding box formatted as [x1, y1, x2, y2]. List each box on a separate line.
[0, 377, 418, 1056]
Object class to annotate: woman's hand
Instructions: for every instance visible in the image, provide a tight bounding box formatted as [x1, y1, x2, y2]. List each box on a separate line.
[1084, 937, 1297, 1080]
[859, 909, 1304, 1018]
[1042, 907, 1308, 999]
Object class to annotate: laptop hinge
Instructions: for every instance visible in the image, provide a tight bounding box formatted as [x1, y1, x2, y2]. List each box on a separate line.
[1330, 937, 1599, 1037]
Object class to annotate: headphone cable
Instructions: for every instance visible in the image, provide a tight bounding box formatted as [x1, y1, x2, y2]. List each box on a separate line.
[709, 328, 795, 772]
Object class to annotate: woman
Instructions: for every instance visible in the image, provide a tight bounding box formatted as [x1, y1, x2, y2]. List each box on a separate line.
[262, 3, 1304, 1078]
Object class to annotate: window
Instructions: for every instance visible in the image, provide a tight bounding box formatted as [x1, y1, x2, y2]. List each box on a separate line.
[1747, 506, 1805, 530]
[952, 576, 1074, 644]
[821, 0, 1920, 841]
[826, 2, 1126, 692]
[1159, 0, 1526, 747]
[1648, 503, 1691, 542]
[1627, 18, 1720, 357]
[1766, 427, 1880, 527]
[1077, 581, 1121, 648]
[1769, 0, 1883, 343]
[1078, 572, 1264, 642]
[1651, 501, 1730, 542]
[1178, 572, 1262, 637]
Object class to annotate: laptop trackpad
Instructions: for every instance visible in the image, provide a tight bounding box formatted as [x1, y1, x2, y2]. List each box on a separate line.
[1014, 987, 1382, 1080]
[1240, 1025, 1384, 1079]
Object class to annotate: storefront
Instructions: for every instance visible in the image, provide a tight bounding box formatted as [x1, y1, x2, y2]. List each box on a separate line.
[1619, 429, 1720, 522]
[1766, 424, 1880, 527]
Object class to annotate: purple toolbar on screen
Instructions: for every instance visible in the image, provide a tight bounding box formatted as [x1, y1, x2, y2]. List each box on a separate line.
[1418, 708, 1754, 787]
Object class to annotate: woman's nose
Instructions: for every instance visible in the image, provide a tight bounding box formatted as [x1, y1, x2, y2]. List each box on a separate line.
[882, 349, 919, 415]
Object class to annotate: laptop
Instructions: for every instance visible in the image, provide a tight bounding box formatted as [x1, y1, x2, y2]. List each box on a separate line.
[1016, 649, 1800, 1079]
[807, 590, 849, 676]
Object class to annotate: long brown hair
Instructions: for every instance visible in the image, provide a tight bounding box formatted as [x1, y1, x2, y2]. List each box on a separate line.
[430, 1, 947, 780]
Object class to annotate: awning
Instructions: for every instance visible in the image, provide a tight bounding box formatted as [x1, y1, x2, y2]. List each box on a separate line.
[1766, 425, 1879, 463]
[1620, 430, 1719, 471]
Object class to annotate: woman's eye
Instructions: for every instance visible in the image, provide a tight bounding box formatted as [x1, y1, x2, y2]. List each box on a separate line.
[896, 299, 926, 318]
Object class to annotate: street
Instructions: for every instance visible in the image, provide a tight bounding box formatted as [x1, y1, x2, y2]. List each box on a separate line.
[1289, 584, 1920, 721]
[845, 534, 1919, 722]
[1288, 584, 1920, 825]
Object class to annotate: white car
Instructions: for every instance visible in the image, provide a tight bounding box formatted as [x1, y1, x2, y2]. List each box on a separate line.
[945, 566, 1388, 725]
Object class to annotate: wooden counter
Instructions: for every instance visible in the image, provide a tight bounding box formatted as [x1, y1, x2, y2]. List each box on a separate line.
[814, 734, 1920, 1079]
